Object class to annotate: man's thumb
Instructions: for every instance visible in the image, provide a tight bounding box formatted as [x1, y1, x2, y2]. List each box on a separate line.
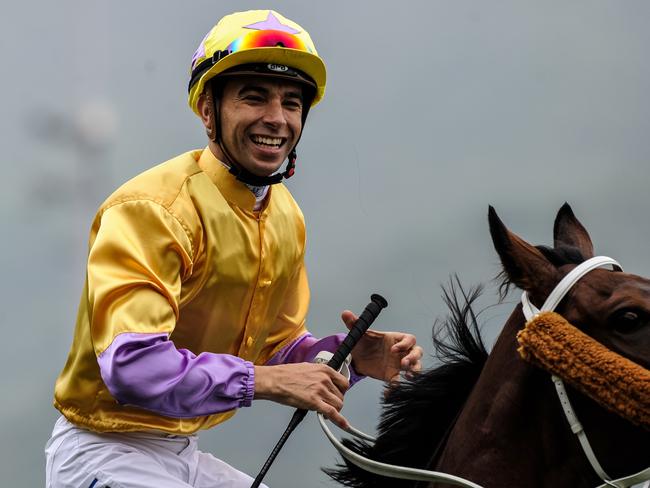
[340, 310, 358, 330]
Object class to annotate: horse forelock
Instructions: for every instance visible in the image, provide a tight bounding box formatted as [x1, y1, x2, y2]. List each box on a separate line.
[497, 245, 587, 300]
[536, 245, 587, 267]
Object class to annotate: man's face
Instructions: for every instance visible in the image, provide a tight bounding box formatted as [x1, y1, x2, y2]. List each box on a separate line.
[216, 76, 305, 177]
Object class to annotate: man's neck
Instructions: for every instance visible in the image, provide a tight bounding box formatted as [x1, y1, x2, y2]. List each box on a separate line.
[246, 184, 269, 211]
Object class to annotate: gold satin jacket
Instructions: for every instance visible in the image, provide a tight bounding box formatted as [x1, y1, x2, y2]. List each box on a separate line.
[54, 148, 310, 433]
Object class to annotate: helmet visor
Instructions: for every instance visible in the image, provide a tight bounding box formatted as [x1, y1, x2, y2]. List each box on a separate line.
[189, 30, 314, 92]
[227, 29, 311, 53]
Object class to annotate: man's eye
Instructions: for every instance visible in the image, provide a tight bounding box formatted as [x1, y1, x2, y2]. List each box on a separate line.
[284, 100, 302, 110]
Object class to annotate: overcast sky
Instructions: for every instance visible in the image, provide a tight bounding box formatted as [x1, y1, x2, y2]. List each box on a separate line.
[3, 1, 650, 486]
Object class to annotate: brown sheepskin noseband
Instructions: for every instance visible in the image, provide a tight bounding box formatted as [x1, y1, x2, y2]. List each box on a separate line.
[517, 311, 650, 429]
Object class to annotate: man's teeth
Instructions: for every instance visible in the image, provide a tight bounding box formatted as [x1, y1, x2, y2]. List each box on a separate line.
[252, 135, 282, 147]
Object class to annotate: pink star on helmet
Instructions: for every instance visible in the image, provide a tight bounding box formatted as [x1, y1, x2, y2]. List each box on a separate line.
[244, 11, 300, 34]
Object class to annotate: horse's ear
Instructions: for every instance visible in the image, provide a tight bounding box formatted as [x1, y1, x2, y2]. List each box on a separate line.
[553, 203, 594, 258]
[488, 206, 560, 299]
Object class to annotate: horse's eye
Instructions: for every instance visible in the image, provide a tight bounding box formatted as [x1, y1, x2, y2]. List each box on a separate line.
[612, 309, 646, 334]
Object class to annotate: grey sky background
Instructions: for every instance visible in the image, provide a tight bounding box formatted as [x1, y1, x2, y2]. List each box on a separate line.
[2, 1, 650, 486]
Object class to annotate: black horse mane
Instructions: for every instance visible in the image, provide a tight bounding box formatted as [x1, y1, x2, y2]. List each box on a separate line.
[537, 245, 586, 267]
[324, 277, 489, 487]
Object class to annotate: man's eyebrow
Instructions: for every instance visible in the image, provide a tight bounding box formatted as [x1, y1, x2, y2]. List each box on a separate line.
[237, 84, 304, 102]
[237, 84, 269, 96]
[284, 90, 304, 102]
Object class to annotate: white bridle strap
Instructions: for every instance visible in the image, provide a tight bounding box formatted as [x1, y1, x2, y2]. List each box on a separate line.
[552, 375, 612, 482]
[521, 256, 622, 322]
[596, 477, 650, 488]
[521, 256, 650, 488]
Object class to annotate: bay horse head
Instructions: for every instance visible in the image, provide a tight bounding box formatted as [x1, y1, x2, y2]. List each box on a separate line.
[327, 203, 650, 488]
[490, 203, 649, 371]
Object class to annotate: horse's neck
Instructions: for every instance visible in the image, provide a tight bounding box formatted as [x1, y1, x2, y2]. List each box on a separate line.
[434, 306, 601, 488]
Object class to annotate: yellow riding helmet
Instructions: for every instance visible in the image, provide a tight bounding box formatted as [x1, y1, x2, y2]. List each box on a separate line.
[188, 9, 326, 116]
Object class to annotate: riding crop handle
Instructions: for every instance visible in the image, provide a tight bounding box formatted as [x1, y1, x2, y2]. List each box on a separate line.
[250, 294, 388, 488]
[326, 293, 388, 370]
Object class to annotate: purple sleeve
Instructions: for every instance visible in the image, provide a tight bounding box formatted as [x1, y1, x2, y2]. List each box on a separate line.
[266, 333, 365, 386]
[97, 332, 255, 418]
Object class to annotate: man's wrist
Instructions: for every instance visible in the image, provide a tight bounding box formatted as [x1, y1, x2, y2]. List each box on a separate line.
[252, 365, 274, 400]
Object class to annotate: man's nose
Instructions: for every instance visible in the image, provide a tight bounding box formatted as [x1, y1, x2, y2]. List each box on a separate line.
[262, 98, 286, 127]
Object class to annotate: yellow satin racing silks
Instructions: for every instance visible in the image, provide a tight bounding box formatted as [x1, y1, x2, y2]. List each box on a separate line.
[54, 148, 311, 434]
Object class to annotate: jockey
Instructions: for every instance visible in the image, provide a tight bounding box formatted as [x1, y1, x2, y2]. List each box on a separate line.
[45, 9, 423, 488]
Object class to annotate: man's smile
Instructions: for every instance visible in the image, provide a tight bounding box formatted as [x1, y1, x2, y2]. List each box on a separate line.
[250, 134, 286, 149]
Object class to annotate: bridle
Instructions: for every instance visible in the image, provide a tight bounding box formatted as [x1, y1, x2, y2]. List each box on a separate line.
[521, 256, 650, 488]
[319, 256, 650, 488]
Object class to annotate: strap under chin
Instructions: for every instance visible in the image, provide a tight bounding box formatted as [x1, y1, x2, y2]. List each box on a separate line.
[228, 164, 284, 186]
[227, 149, 297, 186]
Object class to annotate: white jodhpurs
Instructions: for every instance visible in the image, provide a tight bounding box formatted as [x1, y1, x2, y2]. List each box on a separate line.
[45, 416, 268, 488]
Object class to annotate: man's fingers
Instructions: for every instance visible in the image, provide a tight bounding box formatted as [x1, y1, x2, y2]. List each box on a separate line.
[317, 386, 344, 411]
[321, 403, 349, 430]
[341, 310, 358, 329]
[315, 369, 350, 430]
[390, 334, 417, 353]
[330, 373, 350, 394]
[400, 345, 424, 370]
[315, 364, 349, 395]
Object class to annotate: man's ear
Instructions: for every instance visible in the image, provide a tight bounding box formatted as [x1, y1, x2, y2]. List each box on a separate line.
[197, 88, 216, 141]
[488, 206, 561, 302]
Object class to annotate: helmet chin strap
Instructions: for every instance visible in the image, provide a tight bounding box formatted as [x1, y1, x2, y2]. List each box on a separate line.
[205, 84, 299, 187]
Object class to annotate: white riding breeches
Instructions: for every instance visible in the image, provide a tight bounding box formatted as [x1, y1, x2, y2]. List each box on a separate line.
[45, 416, 268, 488]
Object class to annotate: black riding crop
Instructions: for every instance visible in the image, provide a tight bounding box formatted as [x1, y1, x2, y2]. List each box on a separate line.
[250, 293, 388, 488]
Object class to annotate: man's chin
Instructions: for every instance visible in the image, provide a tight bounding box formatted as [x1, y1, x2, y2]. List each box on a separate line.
[243, 159, 286, 178]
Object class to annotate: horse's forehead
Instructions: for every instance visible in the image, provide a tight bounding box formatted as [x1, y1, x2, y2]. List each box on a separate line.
[570, 270, 650, 308]
[612, 273, 650, 292]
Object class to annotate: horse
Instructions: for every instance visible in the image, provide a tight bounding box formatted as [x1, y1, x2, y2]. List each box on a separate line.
[326, 203, 650, 488]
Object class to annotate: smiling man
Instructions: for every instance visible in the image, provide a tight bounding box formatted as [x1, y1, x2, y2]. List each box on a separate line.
[45, 9, 422, 488]
[203, 77, 305, 188]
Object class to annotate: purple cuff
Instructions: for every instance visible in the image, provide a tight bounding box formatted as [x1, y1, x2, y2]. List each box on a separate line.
[266, 333, 365, 386]
[98, 332, 255, 417]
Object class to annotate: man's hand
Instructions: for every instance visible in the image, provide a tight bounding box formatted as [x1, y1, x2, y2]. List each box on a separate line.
[253, 363, 350, 429]
[342, 310, 423, 385]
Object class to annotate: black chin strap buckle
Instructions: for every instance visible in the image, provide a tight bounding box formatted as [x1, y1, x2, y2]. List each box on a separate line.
[283, 149, 297, 179]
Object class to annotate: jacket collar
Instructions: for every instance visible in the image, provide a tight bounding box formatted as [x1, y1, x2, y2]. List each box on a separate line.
[196, 147, 271, 212]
